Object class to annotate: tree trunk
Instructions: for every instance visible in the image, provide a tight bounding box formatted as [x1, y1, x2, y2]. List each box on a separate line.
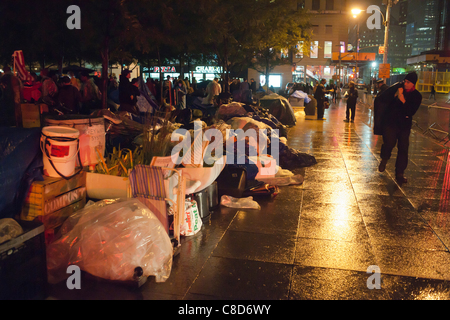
[157, 45, 164, 107]
[224, 37, 229, 93]
[101, 36, 109, 109]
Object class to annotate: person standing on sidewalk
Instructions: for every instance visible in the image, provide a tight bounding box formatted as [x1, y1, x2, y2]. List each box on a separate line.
[344, 81, 358, 122]
[429, 83, 436, 101]
[314, 79, 327, 120]
[378, 72, 422, 184]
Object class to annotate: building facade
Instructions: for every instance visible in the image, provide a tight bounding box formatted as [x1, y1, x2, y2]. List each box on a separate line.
[248, 0, 350, 91]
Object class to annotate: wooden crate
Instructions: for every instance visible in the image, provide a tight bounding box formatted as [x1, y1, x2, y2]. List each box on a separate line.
[20, 103, 48, 128]
[20, 172, 86, 230]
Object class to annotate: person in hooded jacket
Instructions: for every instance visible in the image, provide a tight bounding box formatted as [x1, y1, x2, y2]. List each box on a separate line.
[119, 69, 139, 115]
[377, 72, 422, 184]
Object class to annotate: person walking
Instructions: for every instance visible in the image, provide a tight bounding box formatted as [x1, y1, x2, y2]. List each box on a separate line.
[344, 81, 358, 122]
[429, 83, 436, 101]
[314, 79, 327, 120]
[377, 72, 422, 184]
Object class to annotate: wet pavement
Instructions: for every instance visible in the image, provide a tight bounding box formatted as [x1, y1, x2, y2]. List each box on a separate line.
[49, 93, 450, 300]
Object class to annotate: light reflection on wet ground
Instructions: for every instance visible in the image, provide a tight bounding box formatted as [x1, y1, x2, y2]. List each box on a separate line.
[49, 98, 450, 300]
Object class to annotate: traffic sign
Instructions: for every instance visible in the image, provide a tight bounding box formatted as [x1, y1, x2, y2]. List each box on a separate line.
[379, 46, 385, 55]
[378, 63, 390, 79]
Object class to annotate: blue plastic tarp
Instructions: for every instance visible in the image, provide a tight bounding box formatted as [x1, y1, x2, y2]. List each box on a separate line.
[0, 127, 43, 219]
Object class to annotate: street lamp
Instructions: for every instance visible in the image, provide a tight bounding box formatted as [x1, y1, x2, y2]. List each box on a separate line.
[351, 10, 362, 79]
[351, 9, 363, 18]
[352, 1, 395, 84]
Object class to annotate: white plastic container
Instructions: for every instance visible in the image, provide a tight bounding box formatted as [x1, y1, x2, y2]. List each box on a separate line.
[45, 116, 105, 167]
[85, 172, 130, 199]
[41, 126, 80, 178]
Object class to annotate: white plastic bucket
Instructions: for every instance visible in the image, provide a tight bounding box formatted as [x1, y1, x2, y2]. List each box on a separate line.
[45, 115, 105, 167]
[41, 126, 80, 178]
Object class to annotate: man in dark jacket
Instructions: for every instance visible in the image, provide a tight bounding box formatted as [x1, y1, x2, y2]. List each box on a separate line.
[376, 79, 388, 96]
[377, 72, 422, 184]
[314, 79, 327, 120]
[119, 69, 139, 115]
[57, 76, 81, 114]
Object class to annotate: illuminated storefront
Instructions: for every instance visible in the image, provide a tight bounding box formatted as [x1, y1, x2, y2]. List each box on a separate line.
[191, 65, 223, 82]
[142, 66, 180, 80]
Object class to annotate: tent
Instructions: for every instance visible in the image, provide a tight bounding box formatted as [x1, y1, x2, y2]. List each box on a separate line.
[259, 93, 297, 126]
[62, 65, 95, 74]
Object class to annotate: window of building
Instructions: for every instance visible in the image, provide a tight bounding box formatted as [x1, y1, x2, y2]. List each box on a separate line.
[340, 41, 346, 53]
[326, 0, 334, 10]
[312, 0, 320, 11]
[324, 41, 332, 59]
[297, 0, 305, 9]
[296, 41, 304, 58]
[312, 25, 319, 35]
[310, 41, 319, 58]
[259, 74, 282, 88]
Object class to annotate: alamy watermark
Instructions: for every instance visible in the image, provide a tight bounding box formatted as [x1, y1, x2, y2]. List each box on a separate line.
[367, 265, 382, 290]
[366, 5, 383, 30]
[67, 5, 81, 30]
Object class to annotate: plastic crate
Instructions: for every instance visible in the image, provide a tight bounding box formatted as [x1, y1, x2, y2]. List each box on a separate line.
[0, 221, 48, 300]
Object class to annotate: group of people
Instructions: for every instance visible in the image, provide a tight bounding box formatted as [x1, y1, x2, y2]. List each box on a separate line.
[0, 67, 105, 126]
[31, 69, 103, 115]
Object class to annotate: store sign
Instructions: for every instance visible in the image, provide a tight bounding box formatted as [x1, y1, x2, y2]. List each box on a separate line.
[143, 66, 177, 73]
[195, 66, 222, 74]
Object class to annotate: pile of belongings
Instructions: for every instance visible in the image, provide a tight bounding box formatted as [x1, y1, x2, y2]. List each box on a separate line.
[290, 90, 311, 104]
[210, 101, 317, 178]
[259, 93, 297, 127]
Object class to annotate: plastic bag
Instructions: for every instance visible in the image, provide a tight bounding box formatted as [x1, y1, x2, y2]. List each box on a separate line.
[220, 195, 261, 210]
[291, 90, 311, 103]
[181, 199, 203, 236]
[258, 174, 304, 186]
[0, 218, 23, 245]
[46, 199, 173, 284]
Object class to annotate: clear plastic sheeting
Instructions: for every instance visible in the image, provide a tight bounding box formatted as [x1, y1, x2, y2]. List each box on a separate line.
[0, 218, 23, 245]
[46, 199, 173, 284]
[220, 195, 261, 210]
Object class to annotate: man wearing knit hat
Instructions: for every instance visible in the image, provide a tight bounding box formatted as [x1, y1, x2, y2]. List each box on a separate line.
[378, 72, 422, 184]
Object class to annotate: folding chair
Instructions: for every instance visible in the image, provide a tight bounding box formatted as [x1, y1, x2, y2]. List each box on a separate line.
[128, 165, 186, 248]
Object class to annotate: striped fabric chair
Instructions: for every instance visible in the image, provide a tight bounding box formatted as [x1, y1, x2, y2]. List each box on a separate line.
[129, 165, 185, 246]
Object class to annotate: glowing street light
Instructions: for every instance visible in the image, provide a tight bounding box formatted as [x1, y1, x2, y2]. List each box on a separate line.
[351, 9, 363, 18]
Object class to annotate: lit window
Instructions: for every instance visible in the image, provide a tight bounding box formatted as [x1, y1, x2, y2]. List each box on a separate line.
[259, 74, 282, 88]
[324, 41, 332, 59]
[311, 41, 319, 58]
[296, 41, 304, 58]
